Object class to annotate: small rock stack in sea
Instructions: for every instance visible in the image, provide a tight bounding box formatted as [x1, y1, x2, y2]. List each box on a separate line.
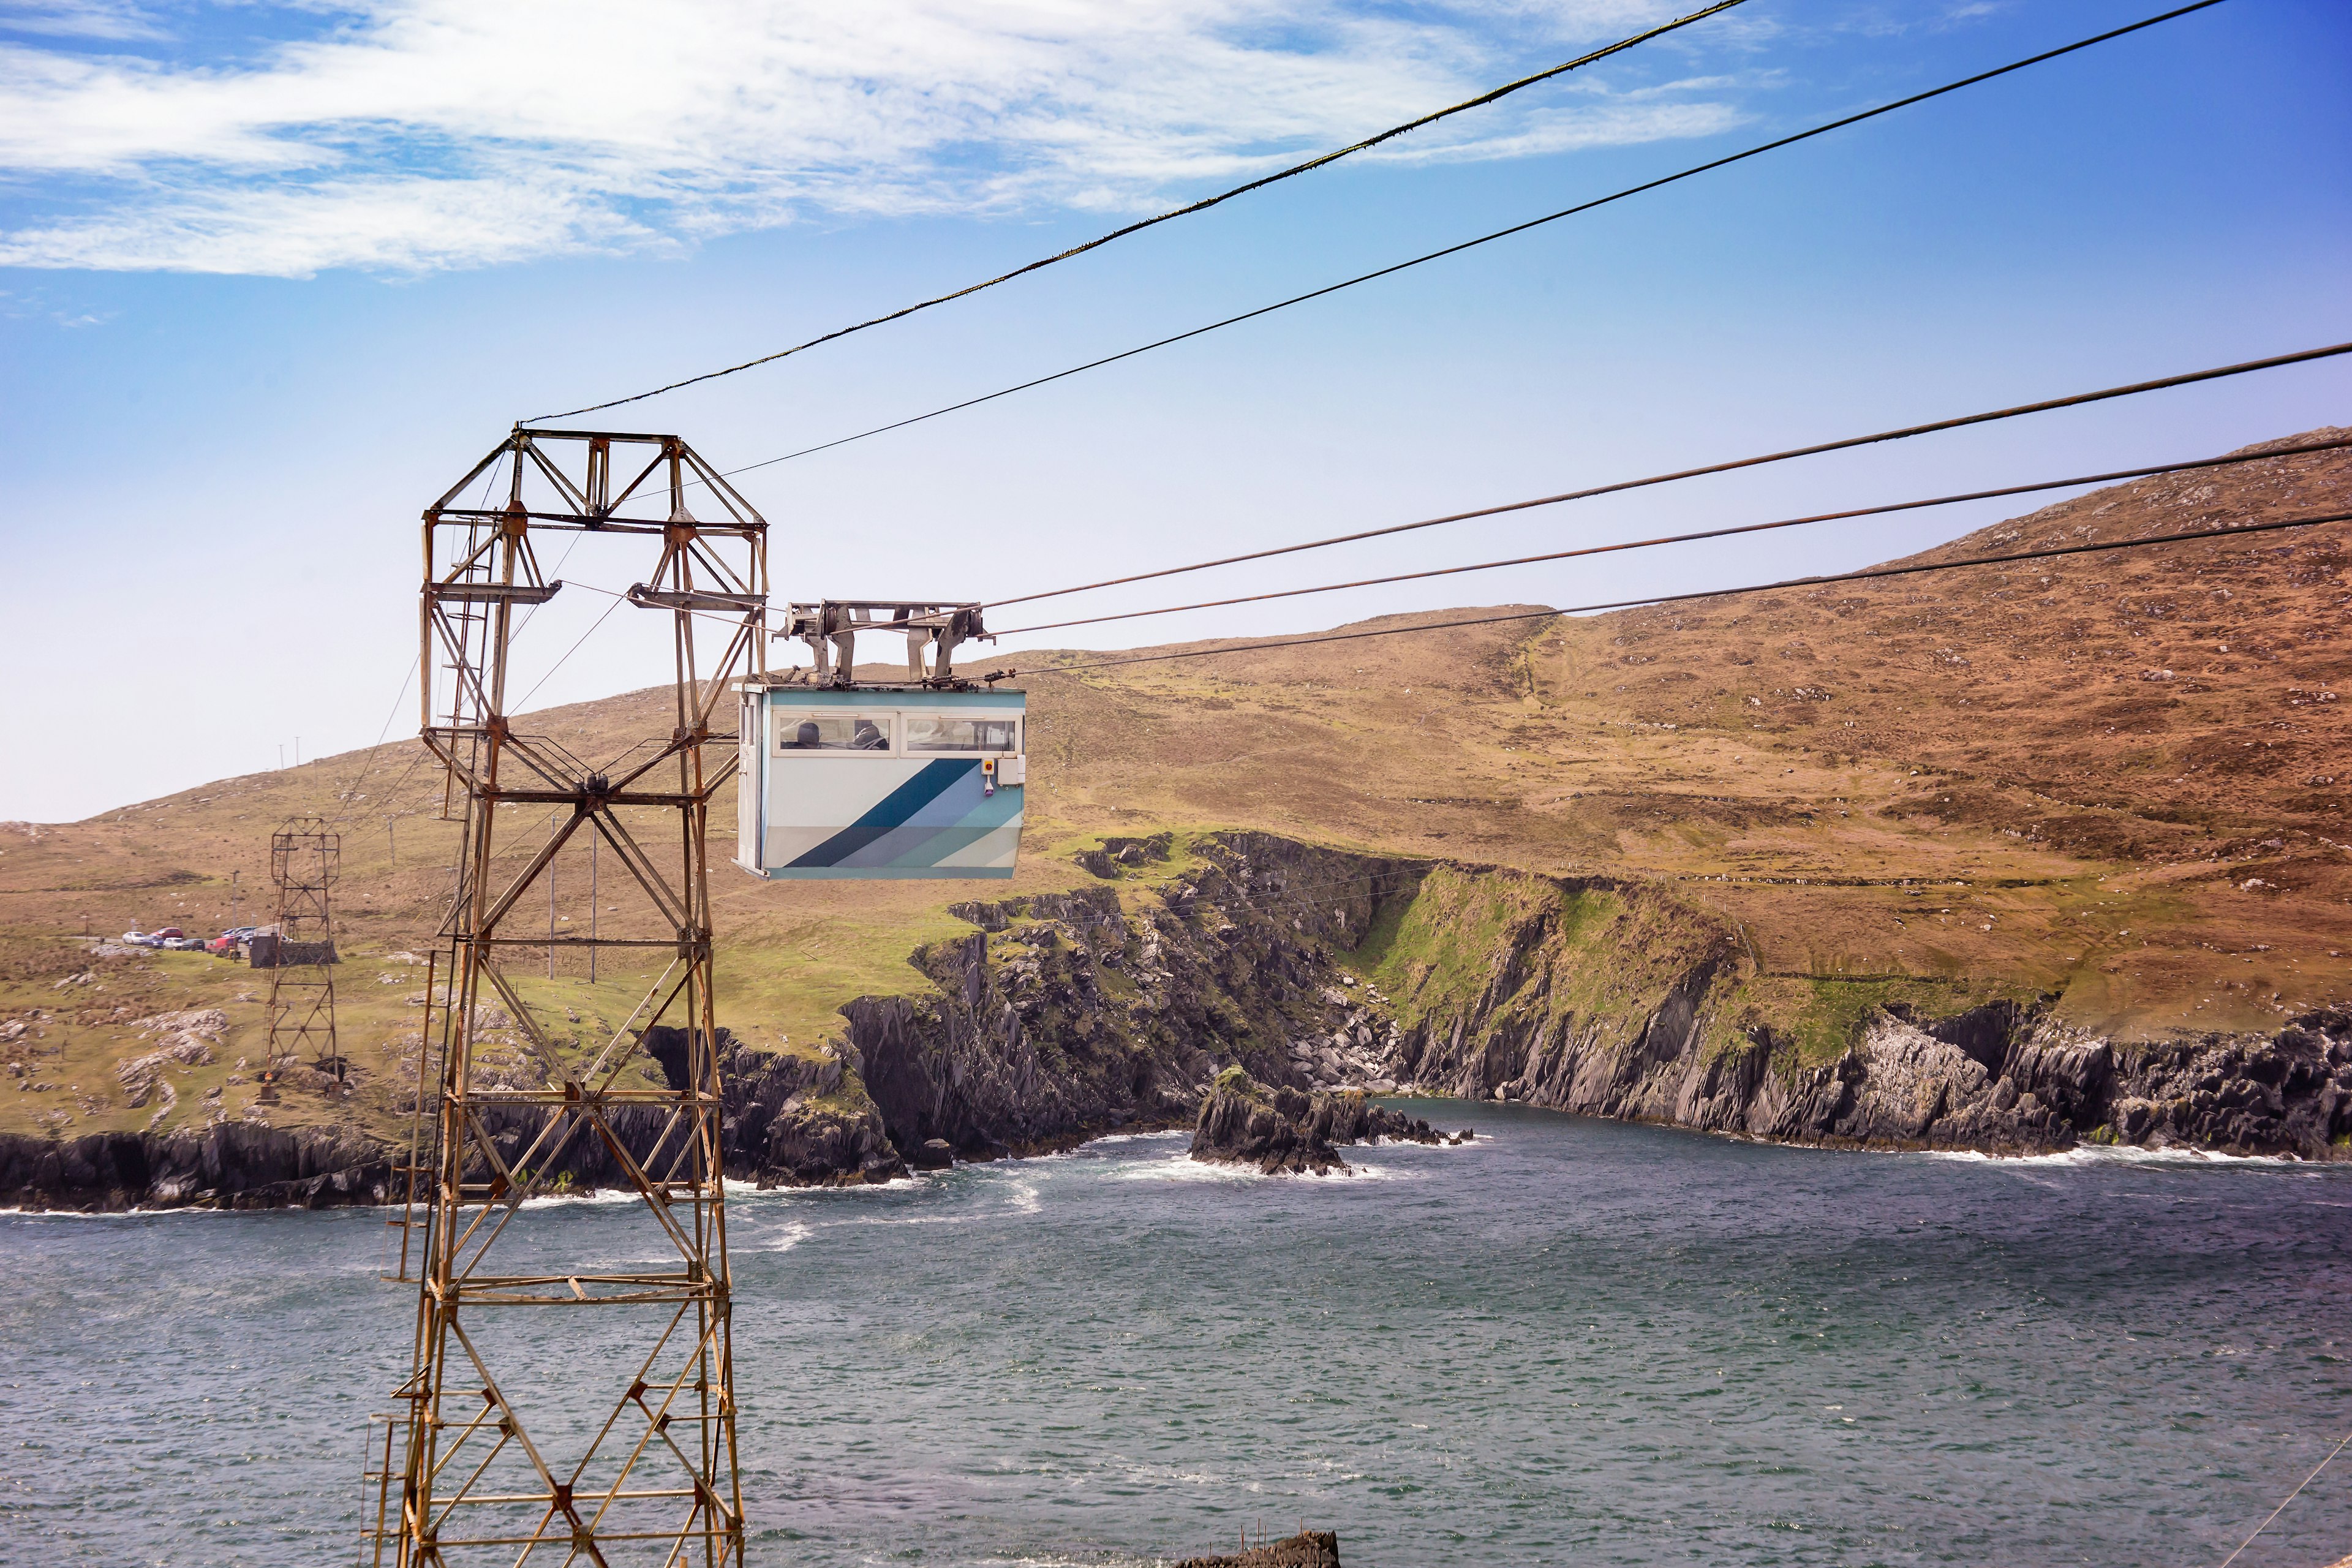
[1174, 1528, 1343, 1567]
[1189, 1068, 1469, 1175]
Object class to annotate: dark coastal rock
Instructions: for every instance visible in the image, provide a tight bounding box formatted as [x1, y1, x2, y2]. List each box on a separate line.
[1190, 1070, 1442, 1175]
[1174, 1529, 1341, 1567]
[723, 1041, 905, 1187]
[0, 1120, 391, 1212]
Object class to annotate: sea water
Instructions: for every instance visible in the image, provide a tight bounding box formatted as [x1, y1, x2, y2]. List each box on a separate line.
[6, 1103, 2350, 1567]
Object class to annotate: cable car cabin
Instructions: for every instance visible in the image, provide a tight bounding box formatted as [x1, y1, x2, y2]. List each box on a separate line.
[734, 683, 1026, 880]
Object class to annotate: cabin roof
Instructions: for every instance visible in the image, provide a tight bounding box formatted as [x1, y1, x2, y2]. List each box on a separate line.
[739, 680, 1024, 707]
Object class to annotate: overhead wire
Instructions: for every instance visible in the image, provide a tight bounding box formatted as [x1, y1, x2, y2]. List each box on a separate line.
[491, 383, 2349, 698]
[990, 337, 2350, 611]
[991, 434, 2352, 636]
[325, 655, 420, 826]
[2215, 1428, 2352, 1568]
[512, 591, 630, 712]
[1014, 507, 2352, 676]
[676, 0, 2230, 488]
[522, 1, 1751, 425]
[315, 453, 509, 827]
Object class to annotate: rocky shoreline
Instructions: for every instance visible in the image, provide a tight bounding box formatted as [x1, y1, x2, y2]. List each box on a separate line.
[6, 831, 2347, 1211]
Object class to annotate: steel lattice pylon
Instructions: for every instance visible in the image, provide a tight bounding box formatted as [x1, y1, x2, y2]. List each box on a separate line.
[262, 818, 341, 1096]
[371, 428, 767, 1566]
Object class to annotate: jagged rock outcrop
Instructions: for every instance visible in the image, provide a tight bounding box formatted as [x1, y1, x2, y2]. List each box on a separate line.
[719, 1036, 905, 1186]
[1175, 1529, 1341, 1568]
[1191, 1069, 1455, 1175]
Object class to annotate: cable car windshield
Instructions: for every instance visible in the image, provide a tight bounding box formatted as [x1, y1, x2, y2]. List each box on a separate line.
[905, 714, 1020, 753]
[775, 712, 895, 752]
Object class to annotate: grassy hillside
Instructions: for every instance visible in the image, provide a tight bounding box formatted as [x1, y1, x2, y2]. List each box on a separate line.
[2, 430, 2346, 1147]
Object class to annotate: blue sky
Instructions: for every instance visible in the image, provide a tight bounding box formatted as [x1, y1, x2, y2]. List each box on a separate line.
[1, 0, 2346, 821]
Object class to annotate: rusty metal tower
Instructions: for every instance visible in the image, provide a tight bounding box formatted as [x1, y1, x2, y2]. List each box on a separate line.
[261, 818, 341, 1096]
[371, 428, 767, 1566]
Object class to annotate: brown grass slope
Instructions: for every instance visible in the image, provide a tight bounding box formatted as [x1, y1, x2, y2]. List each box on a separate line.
[2, 429, 2346, 1147]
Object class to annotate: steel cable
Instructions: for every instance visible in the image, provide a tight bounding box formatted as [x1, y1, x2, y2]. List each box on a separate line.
[993, 435, 2352, 635]
[1012, 507, 2352, 676]
[522, 1, 1749, 425]
[2215, 1430, 2352, 1568]
[987, 337, 2346, 611]
[679, 0, 2230, 488]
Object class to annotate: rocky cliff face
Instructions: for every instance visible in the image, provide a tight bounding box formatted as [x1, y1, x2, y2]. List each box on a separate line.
[7, 831, 2345, 1209]
[1373, 861, 2352, 1160]
[0, 1120, 391, 1211]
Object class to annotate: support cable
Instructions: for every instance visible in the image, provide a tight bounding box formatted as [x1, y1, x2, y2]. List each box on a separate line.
[522, 1, 1749, 425]
[988, 338, 2348, 611]
[325, 654, 421, 829]
[1022, 508, 2352, 676]
[512, 594, 629, 713]
[992, 435, 2352, 636]
[687, 0, 2230, 483]
[2215, 1430, 2352, 1568]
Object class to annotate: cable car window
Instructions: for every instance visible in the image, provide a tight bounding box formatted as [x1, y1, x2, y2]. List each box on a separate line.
[904, 714, 1020, 753]
[774, 712, 895, 753]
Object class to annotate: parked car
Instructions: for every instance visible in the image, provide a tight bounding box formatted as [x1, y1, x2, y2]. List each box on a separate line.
[161, 937, 208, 951]
[121, 930, 163, 948]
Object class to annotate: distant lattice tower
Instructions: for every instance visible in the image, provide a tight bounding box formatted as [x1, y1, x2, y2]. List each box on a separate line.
[262, 817, 342, 1095]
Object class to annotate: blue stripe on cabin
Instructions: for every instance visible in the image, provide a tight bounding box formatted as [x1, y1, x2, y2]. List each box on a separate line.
[786, 759, 973, 867]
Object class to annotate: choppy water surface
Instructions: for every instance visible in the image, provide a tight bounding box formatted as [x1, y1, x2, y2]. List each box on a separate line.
[8, 1104, 2352, 1567]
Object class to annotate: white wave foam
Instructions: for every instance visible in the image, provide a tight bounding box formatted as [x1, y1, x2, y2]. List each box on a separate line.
[759, 1219, 812, 1253]
[1113, 1152, 1263, 1183]
[1110, 1150, 1422, 1183]
[1928, 1144, 2314, 1169]
[0, 1204, 254, 1220]
[727, 1174, 918, 1203]
[518, 1185, 646, 1208]
[1082, 1129, 1191, 1148]
[1316, 1159, 1418, 1182]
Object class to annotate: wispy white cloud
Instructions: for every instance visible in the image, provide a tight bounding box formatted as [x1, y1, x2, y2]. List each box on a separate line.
[0, 0, 168, 42]
[0, 0, 1755, 276]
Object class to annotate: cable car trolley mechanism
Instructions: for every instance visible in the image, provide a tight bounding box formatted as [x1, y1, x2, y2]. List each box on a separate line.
[736, 599, 1026, 880]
